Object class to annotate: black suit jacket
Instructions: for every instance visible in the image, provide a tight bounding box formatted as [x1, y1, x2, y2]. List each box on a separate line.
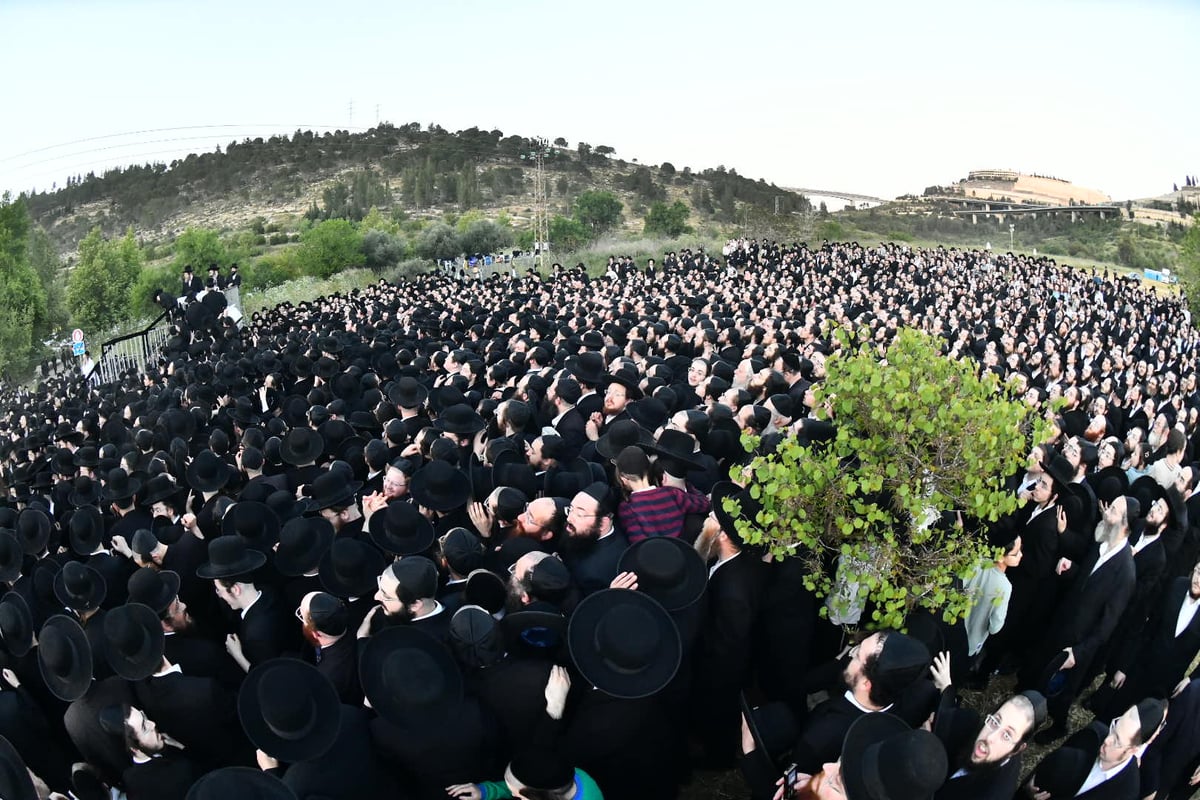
[553, 408, 587, 462]
[282, 705, 393, 800]
[1023, 721, 1140, 800]
[1139, 678, 1200, 800]
[311, 634, 362, 707]
[123, 751, 201, 800]
[563, 531, 628, 596]
[1126, 576, 1200, 695]
[1040, 542, 1136, 671]
[163, 631, 243, 689]
[693, 553, 764, 692]
[133, 671, 253, 770]
[240, 586, 303, 667]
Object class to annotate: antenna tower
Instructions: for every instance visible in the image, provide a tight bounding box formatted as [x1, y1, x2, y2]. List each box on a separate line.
[522, 138, 553, 272]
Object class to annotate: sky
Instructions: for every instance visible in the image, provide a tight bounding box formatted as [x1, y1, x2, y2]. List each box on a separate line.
[1, 0, 1196, 202]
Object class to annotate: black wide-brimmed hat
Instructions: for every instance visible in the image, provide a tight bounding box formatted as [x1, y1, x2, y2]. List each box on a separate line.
[186, 767, 298, 800]
[186, 450, 233, 493]
[38, 614, 93, 701]
[68, 505, 106, 555]
[368, 500, 435, 557]
[104, 602, 165, 680]
[221, 501, 282, 551]
[307, 470, 363, 511]
[387, 376, 428, 409]
[101, 467, 142, 504]
[595, 419, 654, 461]
[410, 460, 472, 512]
[0, 592, 34, 657]
[318, 538, 385, 599]
[68, 475, 104, 507]
[567, 588, 681, 699]
[279, 428, 325, 467]
[54, 560, 107, 612]
[502, 605, 568, 656]
[0, 529, 23, 582]
[566, 352, 607, 384]
[227, 397, 261, 427]
[359, 626, 463, 729]
[266, 488, 315, 524]
[196, 535, 267, 580]
[1041, 454, 1075, 493]
[650, 429, 703, 471]
[239, 658, 341, 762]
[434, 404, 487, 436]
[72, 446, 100, 469]
[0, 735, 36, 800]
[140, 474, 184, 508]
[275, 517, 334, 577]
[14, 508, 52, 555]
[618, 536, 707, 612]
[126, 567, 181, 614]
[605, 363, 644, 399]
[841, 713, 948, 800]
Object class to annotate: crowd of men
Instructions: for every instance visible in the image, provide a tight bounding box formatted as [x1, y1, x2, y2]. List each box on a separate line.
[0, 238, 1198, 800]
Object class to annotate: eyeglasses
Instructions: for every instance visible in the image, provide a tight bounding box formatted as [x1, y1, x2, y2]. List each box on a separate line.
[566, 505, 598, 518]
[294, 605, 306, 621]
[375, 574, 397, 602]
[983, 714, 1016, 744]
[522, 506, 545, 530]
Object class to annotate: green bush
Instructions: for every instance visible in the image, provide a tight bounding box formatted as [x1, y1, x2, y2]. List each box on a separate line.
[381, 258, 434, 283]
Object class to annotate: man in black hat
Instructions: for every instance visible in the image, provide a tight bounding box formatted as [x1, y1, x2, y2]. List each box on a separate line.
[560, 482, 627, 597]
[546, 378, 587, 462]
[199, 537, 299, 671]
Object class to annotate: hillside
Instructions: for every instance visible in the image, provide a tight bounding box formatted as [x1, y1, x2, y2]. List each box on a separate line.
[19, 123, 811, 254]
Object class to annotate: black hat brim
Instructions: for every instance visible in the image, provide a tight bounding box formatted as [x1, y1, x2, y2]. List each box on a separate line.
[104, 603, 166, 680]
[567, 589, 681, 699]
[617, 536, 707, 612]
[38, 615, 93, 702]
[238, 659, 341, 763]
[186, 767, 298, 800]
[358, 626, 463, 729]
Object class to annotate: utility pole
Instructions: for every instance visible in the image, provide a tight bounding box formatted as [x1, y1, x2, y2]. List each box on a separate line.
[521, 138, 552, 272]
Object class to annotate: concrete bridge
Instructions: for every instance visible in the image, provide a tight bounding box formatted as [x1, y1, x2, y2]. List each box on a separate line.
[783, 187, 889, 205]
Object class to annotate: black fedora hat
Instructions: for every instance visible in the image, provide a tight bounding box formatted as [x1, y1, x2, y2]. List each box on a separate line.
[238, 658, 341, 762]
[387, 376, 428, 409]
[1041, 454, 1075, 492]
[226, 397, 261, 427]
[38, 614, 93, 701]
[68, 475, 104, 507]
[104, 602, 165, 680]
[126, 567, 181, 614]
[72, 446, 100, 469]
[626, 397, 669, 432]
[1037, 649, 1072, 698]
[841, 712, 947, 800]
[196, 535, 267, 580]
[650, 429, 703, 471]
[595, 419, 654, 461]
[319, 538, 385, 599]
[139, 474, 184, 508]
[186, 767, 298, 800]
[711, 481, 761, 547]
[14, 508, 52, 555]
[618, 536, 707, 612]
[221, 501, 282, 551]
[359, 625, 463, 729]
[280, 428, 325, 467]
[0, 735, 36, 800]
[275, 517, 334, 577]
[0, 529, 23, 582]
[566, 352, 606, 384]
[0, 592, 34, 657]
[568, 589, 681, 699]
[265, 488, 315, 524]
[368, 500, 435, 557]
[434, 404, 487, 436]
[605, 364, 644, 399]
[186, 450, 233, 493]
[410, 460, 471, 513]
[502, 606, 568, 656]
[68, 505, 106, 555]
[101, 466, 142, 504]
[307, 470, 363, 511]
[54, 561, 107, 612]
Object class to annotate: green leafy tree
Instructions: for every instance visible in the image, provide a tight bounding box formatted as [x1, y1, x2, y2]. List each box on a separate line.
[415, 222, 462, 262]
[27, 226, 68, 333]
[572, 191, 623, 236]
[67, 227, 143, 334]
[460, 219, 513, 256]
[172, 227, 228, 273]
[0, 195, 49, 374]
[548, 216, 589, 251]
[294, 219, 364, 279]
[362, 229, 408, 270]
[1178, 214, 1200, 318]
[732, 327, 1047, 630]
[643, 200, 692, 237]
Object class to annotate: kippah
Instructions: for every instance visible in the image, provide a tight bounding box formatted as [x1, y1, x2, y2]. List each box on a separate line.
[1135, 698, 1167, 744]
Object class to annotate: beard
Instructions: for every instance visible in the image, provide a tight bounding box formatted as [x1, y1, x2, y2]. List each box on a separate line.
[957, 736, 1006, 773]
[694, 526, 721, 564]
[1095, 518, 1121, 544]
[560, 521, 600, 556]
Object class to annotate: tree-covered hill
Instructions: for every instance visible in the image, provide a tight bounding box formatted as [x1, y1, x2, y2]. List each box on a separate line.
[19, 123, 810, 252]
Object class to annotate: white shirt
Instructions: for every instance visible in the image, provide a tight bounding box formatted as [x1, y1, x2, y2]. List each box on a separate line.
[708, 550, 741, 579]
[1176, 593, 1200, 637]
[1090, 539, 1128, 575]
[1076, 755, 1133, 796]
[239, 589, 263, 619]
[1131, 531, 1161, 556]
[843, 690, 892, 714]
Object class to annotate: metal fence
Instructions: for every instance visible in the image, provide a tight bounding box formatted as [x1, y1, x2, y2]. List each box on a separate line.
[86, 311, 171, 386]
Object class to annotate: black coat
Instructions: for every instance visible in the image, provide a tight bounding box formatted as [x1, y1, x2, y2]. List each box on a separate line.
[468, 656, 553, 761]
[122, 751, 201, 800]
[240, 586, 303, 667]
[0, 683, 76, 792]
[310, 634, 362, 707]
[280, 705, 395, 800]
[64, 677, 133, 787]
[1139, 678, 1200, 800]
[563, 530, 628, 597]
[560, 691, 681, 800]
[1023, 721, 1140, 800]
[553, 408, 588, 462]
[163, 631, 243, 689]
[132, 671, 253, 771]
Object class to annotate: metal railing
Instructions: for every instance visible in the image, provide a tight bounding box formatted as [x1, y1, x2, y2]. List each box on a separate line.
[86, 311, 171, 386]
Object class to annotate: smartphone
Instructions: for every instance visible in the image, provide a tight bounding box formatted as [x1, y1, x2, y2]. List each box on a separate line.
[784, 762, 799, 792]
